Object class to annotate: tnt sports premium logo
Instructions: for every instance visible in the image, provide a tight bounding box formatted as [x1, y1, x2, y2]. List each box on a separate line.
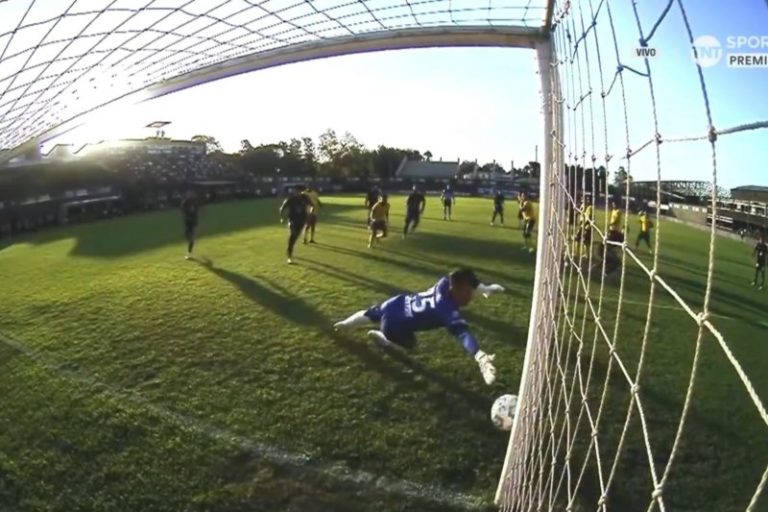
[692, 35, 768, 68]
[691, 35, 722, 68]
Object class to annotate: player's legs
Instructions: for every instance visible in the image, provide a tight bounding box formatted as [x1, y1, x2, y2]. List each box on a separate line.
[304, 214, 317, 243]
[334, 306, 379, 329]
[523, 220, 536, 252]
[378, 313, 417, 349]
[185, 221, 196, 257]
[287, 220, 303, 262]
[446, 202, 452, 220]
[754, 264, 766, 288]
[499, 209, 504, 225]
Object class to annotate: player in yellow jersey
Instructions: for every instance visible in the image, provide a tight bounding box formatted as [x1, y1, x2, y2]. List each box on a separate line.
[301, 186, 322, 244]
[520, 192, 536, 253]
[635, 210, 653, 253]
[609, 201, 623, 233]
[369, 194, 390, 248]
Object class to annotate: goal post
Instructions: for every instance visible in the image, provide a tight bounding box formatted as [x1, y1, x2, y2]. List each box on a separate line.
[495, 32, 564, 508]
[495, 0, 768, 510]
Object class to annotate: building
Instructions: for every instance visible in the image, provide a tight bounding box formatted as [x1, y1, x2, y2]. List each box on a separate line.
[395, 158, 465, 180]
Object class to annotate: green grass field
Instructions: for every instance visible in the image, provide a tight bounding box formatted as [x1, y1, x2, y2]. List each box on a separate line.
[0, 196, 766, 512]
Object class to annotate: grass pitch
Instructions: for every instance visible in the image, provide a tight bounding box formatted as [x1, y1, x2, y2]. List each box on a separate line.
[0, 195, 766, 512]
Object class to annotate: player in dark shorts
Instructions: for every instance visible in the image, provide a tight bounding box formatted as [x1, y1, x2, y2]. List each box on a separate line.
[635, 210, 654, 253]
[441, 185, 455, 220]
[280, 188, 311, 264]
[365, 187, 380, 226]
[369, 194, 390, 248]
[752, 233, 767, 290]
[519, 192, 536, 252]
[181, 190, 200, 260]
[403, 186, 426, 238]
[302, 187, 321, 244]
[491, 190, 505, 226]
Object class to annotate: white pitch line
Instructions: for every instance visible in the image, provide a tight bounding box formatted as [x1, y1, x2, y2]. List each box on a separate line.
[0, 332, 486, 511]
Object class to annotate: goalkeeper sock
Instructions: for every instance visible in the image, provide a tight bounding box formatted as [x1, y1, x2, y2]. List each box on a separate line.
[334, 310, 371, 329]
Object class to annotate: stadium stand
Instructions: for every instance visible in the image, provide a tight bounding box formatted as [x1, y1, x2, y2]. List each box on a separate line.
[395, 157, 464, 179]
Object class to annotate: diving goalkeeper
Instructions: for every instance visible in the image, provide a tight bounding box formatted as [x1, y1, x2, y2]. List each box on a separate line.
[333, 268, 505, 385]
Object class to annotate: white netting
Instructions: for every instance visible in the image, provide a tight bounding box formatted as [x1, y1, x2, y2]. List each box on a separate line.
[0, 0, 547, 151]
[497, 1, 768, 511]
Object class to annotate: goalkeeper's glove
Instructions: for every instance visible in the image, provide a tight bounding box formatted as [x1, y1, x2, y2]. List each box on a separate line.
[477, 283, 505, 299]
[475, 350, 496, 385]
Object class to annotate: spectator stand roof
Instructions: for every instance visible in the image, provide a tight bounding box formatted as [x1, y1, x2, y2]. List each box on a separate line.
[0, 0, 552, 164]
[396, 158, 460, 179]
[730, 185, 768, 204]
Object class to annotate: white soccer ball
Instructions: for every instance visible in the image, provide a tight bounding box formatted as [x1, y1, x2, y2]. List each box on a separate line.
[491, 394, 518, 431]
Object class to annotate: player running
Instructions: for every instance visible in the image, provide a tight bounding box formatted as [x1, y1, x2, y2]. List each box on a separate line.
[491, 190, 505, 226]
[441, 185, 456, 221]
[181, 189, 200, 260]
[302, 186, 322, 244]
[635, 210, 653, 253]
[403, 185, 426, 238]
[752, 233, 767, 290]
[520, 192, 536, 253]
[368, 194, 390, 248]
[333, 268, 505, 385]
[280, 188, 311, 264]
[365, 187, 380, 226]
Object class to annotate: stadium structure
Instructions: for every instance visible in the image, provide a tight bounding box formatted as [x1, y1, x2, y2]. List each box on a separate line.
[1, 2, 768, 512]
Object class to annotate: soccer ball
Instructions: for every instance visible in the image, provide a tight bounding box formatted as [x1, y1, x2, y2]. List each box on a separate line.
[491, 394, 518, 431]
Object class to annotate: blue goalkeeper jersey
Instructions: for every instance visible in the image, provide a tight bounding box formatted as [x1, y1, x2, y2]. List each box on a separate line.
[383, 277, 479, 355]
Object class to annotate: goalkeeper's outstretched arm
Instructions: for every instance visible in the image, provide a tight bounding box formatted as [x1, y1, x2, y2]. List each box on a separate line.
[477, 283, 505, 299]
[447, 322, 496, 385]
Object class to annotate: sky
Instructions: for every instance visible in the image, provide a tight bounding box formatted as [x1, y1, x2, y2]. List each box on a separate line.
[2, 0, 765, 189]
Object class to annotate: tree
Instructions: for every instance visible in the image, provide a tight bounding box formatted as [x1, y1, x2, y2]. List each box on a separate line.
[240, 139, 254, 154]
[614, 165, 631, 189]
[458, 160, 477, 178]
[481, 162, 505, 175]
[191, 135, 222, 154]
[528, 161, 541, 179]
[424, 150, 433, 162]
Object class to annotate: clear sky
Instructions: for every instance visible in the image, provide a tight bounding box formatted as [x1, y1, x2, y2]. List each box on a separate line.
[29, 0, 768, 189]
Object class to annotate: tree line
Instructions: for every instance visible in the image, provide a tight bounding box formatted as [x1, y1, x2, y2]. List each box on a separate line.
[191, 130, 546, 181]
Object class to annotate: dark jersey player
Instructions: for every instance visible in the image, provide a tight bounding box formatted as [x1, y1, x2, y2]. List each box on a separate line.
[441, 185, 455, 220]
[752, 233, 767, 290]
[181, 190, 200, 260]
[280, 188, 312, 264]
[333, 268, 505, 385]
[491, 190, 505, 226]
[403, 186, 426, 238]
[365, 187, 380, 226]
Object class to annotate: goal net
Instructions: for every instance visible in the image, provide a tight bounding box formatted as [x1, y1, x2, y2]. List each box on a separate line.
[496, 1, 768, 511]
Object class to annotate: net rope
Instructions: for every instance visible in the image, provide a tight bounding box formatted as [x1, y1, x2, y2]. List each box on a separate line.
[497, 0, 768, 510]
[0, 0, 547, 151]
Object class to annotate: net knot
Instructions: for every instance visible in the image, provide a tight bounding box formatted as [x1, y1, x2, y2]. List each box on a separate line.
[708, 125, 718, 143]
[655, 132, 663, 145]
[638, 37, 648, 47]
[591, 428, 598, 438]
[617, 64, 624, 73]
[696, 312, 709, 325]
[648, 268, 657, 281]
[598, 494, 607, 506]
[652, 485, 664, 499]
[631, 383, 640, 395]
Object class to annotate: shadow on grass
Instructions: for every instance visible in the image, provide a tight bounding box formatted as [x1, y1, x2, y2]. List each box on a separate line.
[194, 258, 488, 417]
[10, 199, 363, 259]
